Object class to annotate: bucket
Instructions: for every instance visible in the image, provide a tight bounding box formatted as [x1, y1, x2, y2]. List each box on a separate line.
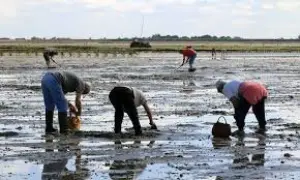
[68, 116, 81, 131]
[212, 116, 231, 138]
[68, 106, 81, 131]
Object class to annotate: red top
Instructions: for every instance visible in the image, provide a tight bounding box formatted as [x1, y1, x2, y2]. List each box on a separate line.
[239, 81, 268, 105]
[182, 48, 196, 57]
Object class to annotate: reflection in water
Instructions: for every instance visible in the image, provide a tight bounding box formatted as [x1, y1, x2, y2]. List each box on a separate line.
[230, 135, 266, 180]
[109, 140, 155, 180]
[232, 136, 266, 168]
[212, 137, 232, 149]
[212, 135, 266, 180]
[42, 136, 89, 180]
[181, 79, 196, 93]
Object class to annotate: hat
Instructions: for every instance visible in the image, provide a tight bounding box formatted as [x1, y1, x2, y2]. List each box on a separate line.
[215, 80, 226, 93]
[83, 82, 91, 94]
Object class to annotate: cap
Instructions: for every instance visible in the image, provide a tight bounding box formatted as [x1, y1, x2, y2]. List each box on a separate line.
[83, 82, 91, 94]
[215, 80, 226, 93]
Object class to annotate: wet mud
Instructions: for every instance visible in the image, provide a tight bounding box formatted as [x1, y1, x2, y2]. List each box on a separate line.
[1, 52, 300, 179]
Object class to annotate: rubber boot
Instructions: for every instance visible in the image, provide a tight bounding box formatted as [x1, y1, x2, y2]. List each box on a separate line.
[45, 111, 57, 134]
[133, 122, 142, 136]
[58, 112, 69, 135]
[135, 127, 142, 136]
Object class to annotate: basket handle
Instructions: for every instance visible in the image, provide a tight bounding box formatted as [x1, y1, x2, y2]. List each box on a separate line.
[217, 116, 228, 124]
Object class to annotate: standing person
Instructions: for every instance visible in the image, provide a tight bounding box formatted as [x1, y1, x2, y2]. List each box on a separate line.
[211, 48, 216, 60]
[109, 86, 157, 136]
[215, 80, 268, 135]
[179, 46, 197, 72]
[41, 71, 90, 134]
[43, 48, 58, 68]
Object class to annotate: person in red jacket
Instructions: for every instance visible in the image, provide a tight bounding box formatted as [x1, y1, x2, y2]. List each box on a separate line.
[179, 46, 197, 72]
[216, 80, 268, 136]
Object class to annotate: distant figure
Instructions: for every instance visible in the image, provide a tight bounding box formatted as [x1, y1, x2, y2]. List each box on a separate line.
[179, 46, 197, 72]
[216, 80, 268, 136]
[109, 86, 157, 136]
[43, 48, 58, 68]
[211, 48, 216, 60]
[41, 71, 90, 135]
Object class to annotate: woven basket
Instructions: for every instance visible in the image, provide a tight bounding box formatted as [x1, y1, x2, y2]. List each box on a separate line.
[68, 116, 81, 131]
[212, 116, 231, 138]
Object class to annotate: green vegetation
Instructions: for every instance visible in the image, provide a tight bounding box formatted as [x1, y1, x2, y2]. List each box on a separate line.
[1, 40, 300, 55]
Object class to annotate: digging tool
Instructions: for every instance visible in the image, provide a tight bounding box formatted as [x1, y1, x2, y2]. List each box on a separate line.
[175, 60, 188, 70]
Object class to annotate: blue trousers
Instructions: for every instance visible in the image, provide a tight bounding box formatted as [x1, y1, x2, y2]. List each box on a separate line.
[41, 72, 68, 112]
[188, 54, 197, 67]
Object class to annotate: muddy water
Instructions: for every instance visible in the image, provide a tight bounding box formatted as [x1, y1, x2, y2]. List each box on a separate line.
[1, 52, 300, 179]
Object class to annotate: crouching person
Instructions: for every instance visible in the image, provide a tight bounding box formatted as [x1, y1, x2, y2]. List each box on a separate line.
[109, 86, 156, 136]
[41, 71, 90, 134]
[216, 80, 268, 136]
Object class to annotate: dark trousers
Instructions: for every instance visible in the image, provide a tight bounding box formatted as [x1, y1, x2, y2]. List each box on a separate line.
[109, 87, 141, 134]
[234, 96, 266, 130]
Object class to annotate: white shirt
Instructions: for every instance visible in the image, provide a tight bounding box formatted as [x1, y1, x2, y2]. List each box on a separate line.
[125, 87, 147, 107]
[222, 80, 242, 99]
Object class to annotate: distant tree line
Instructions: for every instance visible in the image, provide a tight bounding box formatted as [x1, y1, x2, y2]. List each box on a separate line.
[1, 34, 300, 41]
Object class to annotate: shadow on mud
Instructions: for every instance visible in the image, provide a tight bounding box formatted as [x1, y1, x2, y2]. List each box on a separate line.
[42, 136, 89, 180]
[0, 84, 40, 91]
[0, 131, 19, 137]
[73, 127, 161, 139]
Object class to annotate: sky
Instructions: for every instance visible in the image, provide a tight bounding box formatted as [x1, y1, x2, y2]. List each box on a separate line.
[0, 0, 299, 39]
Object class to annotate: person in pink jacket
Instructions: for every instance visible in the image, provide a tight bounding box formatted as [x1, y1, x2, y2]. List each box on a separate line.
[216, 80, 268, 135]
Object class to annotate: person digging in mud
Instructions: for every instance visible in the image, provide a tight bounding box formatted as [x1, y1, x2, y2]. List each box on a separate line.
[43, 48, 58, 68]
[109, 86, 157, 136]
[41, 71, 90, 135]
[216, 80, 268, 136]
[179, 45, 197, 72]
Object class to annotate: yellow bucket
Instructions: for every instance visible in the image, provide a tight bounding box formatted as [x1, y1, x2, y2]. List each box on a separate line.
[68, 116, 81, 131]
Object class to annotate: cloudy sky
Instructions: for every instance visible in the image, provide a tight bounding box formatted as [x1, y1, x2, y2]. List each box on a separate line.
[0, 0, 299, 39]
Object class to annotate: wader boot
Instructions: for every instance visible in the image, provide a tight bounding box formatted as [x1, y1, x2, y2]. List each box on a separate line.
[45, 111, 57, 134]
[133, 121, 142, 136]
[58, 112, 69, 135]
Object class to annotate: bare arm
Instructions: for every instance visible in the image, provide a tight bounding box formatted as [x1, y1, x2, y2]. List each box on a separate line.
[75, 93, 82, 116]
[143, 102, 154, 125]
[181, 56, 186, 65]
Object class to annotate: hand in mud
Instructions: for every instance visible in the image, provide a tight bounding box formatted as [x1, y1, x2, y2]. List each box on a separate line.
[150, 123, 158, 130]
[68, 103, 78, 114]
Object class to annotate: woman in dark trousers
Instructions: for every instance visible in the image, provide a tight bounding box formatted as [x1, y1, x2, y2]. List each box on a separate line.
[216, 80, 268, 136]
[109, 86, 156, 136]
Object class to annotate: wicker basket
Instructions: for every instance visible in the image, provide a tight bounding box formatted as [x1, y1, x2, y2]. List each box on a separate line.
[68, 116, 81, 131]
[212, 116, 231, 138]
[68, 106, 81, 131]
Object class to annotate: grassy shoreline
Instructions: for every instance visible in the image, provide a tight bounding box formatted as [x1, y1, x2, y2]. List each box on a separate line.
[1, 41, 300, 54]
